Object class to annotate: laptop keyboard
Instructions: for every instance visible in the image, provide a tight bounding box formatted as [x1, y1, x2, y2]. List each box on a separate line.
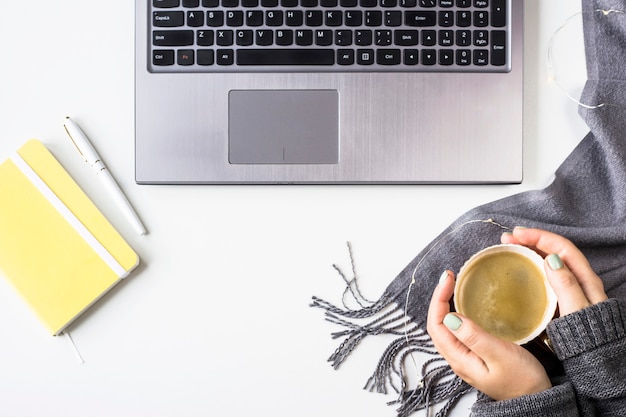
[150, 0, 511, 72]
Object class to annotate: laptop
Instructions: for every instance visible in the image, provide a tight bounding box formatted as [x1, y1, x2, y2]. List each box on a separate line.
[135, 0, 523, 184]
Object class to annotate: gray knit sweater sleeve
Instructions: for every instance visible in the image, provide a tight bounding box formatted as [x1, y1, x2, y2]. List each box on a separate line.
[470, 299, 626, 417]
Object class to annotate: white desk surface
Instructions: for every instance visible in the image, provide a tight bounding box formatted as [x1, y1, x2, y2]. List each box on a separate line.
[0, 1, 589, 416]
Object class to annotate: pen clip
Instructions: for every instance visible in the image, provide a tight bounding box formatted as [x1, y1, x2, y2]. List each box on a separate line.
[64, 123, 87, 162]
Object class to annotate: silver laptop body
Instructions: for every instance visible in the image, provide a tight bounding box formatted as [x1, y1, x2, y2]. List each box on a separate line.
[135, 0, 523, 184]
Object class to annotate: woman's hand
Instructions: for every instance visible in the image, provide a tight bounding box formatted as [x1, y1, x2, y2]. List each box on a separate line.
[427, 227, 610, 401]
[427, 270, 552, 401]
[501, 227, 608, 317]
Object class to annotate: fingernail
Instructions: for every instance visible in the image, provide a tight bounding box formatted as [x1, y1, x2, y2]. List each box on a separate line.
[502, 231, 513, 236]
[547, 253, 564, 270]
[443, 313, 463, 331]
[439, 270, 449, 285]
[514, 226, 527, 230]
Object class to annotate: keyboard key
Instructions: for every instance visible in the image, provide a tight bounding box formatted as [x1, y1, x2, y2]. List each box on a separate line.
[154, 0, 180, 7]
[439, 49, 453, 65]
[491, 30, 506, 65]
[375, 29, 392, 45]
[355, 29, 372, 45]
[187, 11, 205, 26]
[491, 0, 507, 27]
[422, 49, 436, 65]
[217, 49, 235, 65]
[306, 10, 323, 26]
[456, 11, 471, 27]
[474, 10, 488, 27]
[256, 29, 274, 45]
[246, 10, 264, 26]
[357, 49, 375, 65]
[153, 50, 175, 65]
[197, 49, 215, 65]
[473, 49, 488, 65]
[197, 30, 214, 45]
[177, 49, 195, 65]
[295, 29, 314, 45]
[405, 11, 436, 27]
[276, 29, 294, 45]
[384, 11, 402, 26]
[266, 10, 284, 26]
[335, 30, 353, 45]
[325, 11, 343, 26]
[226, 10, 244, 26]
[456, 49, 470, 65]
[421, 29, 436, 45]
[315, 29, 334, 45]
[456, 29, 471, 46]
[337, 49, 355, 65]
[216, 30, 234, 45]
[394, 30, 418, 46]
[365, 11, 382, 26]
[285, 10, 304, 26]
[237, 49, 335, 65]
[207, 11, 225, 27]
[345, 10, 363, 26]
[404, 49, 418, 65]
[183, 0, 200, 6]
[153, 30, 194, 46]
[153, 11, 184, 27]
[236, 30, 254, 45]
[376, 49, 401, 65]
[474, 29, 488, 46]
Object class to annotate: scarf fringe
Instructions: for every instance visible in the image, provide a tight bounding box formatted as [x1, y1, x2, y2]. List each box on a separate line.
[311, 294, 473, 417]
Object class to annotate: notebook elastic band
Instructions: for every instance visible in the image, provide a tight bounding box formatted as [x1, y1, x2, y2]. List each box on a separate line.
[10, 152, 127, 278]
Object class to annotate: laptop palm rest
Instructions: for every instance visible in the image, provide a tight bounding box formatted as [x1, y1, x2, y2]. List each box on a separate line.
[228, 90, 339, 164]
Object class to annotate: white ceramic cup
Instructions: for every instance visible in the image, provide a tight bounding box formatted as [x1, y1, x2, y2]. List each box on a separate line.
[453, 244, 558, 345]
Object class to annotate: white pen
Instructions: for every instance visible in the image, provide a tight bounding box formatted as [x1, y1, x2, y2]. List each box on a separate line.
[63, 116, 147, 235]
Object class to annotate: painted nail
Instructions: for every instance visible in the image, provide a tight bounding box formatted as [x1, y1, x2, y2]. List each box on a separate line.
[439, 270, 449, 285]
[547, 253, 564, 270]
[443, 313, 463, 331]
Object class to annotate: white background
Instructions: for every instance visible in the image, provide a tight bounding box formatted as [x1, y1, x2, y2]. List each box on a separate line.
[0, 1, 588, 416]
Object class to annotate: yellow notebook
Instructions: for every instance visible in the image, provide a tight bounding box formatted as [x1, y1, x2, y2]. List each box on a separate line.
[0, 140, 139, 335]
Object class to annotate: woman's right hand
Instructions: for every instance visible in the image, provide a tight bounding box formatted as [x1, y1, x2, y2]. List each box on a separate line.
[501, 227, 608, 316]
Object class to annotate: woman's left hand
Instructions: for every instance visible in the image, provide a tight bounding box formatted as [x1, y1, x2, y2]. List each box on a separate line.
[427, 270, 552, 401]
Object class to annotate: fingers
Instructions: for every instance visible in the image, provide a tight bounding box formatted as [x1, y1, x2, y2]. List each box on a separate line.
[428, 272, 506, 371]
[544, 253, 591, 315]
[501, 227, 608, 315]
[427, 269, 553, 400]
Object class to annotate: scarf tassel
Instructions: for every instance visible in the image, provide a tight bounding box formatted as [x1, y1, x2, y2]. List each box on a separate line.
[311, 294, 473, 417]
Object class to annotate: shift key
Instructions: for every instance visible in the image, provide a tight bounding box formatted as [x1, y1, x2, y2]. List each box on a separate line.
[153, 30, 194, 46]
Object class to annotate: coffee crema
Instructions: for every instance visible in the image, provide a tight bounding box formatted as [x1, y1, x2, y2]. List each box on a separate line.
[456, 251, 548, 343]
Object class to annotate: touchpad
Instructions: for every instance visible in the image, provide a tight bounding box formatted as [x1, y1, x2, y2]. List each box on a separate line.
[229, 90, 339, 164]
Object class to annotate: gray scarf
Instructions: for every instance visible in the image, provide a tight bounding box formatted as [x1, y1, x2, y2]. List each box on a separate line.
[312, 1, 626, 415]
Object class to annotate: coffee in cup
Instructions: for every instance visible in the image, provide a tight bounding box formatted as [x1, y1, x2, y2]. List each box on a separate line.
[453, 244, 557, 345]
